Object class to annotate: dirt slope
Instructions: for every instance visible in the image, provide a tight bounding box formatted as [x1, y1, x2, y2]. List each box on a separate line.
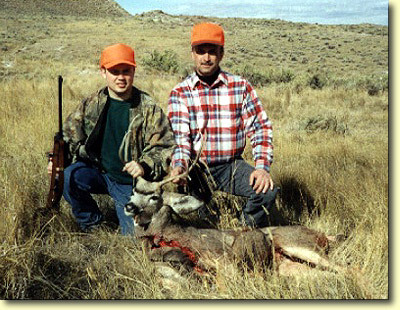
[0, 0, 130, 17]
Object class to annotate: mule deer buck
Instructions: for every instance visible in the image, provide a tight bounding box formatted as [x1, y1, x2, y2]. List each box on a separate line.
[125, 177, 343, 277]
[122, 134, 344, 282]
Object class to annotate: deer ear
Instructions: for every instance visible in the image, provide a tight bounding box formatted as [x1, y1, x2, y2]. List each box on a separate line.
[162, 192, 204, 215]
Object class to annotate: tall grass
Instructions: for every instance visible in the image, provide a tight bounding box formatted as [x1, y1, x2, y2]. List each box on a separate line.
[0, 73, 388, 299]
[0, 12, 388, 299]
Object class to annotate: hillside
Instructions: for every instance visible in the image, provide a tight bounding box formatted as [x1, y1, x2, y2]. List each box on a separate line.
[0, 0, 130, 17]
[0, 9, 388, 85]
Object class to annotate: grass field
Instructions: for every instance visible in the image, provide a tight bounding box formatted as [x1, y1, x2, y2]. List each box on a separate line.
[0, 7, 388, 299]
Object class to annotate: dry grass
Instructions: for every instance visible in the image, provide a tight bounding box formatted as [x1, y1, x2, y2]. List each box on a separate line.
[0, 9, 388, 299]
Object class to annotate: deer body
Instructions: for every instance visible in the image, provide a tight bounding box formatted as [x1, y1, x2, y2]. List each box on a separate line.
[140, 205, 273, 272]
[125, 176, 340, 277]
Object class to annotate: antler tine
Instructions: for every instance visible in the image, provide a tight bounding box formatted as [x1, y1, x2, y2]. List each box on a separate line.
[157, 131, 206, 189]
[119, 114, 140, 164]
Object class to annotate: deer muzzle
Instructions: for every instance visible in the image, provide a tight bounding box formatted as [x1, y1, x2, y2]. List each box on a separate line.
[124, 201, 140, 217]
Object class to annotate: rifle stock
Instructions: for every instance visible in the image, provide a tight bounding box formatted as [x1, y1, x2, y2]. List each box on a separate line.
[46, 76, 66, 210]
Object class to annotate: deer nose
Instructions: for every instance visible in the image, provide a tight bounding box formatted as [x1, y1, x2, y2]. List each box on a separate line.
[124, 202, 139, 216]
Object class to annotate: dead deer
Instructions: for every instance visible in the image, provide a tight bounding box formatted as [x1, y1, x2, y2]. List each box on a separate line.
[122, 134, 344, 283]
[125, 178, 344, 275]
[125, 179, 343, 276]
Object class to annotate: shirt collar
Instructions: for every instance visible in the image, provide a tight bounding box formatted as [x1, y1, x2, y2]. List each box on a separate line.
[189, 70, 228, 89]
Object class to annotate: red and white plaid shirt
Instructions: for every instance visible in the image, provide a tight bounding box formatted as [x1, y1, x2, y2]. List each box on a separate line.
[167, 70, 273, 171]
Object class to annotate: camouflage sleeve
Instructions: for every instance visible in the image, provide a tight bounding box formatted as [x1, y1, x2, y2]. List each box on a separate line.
[62, 98, 88, 162]
[140, 104, 176, 181]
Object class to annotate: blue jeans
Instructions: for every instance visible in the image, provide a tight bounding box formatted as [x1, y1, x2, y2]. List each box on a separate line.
[63, 161, 134, 235]
[207, 158, 279, 228]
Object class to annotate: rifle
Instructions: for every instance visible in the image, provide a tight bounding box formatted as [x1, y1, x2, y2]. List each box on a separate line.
[46, 75, 67, 210]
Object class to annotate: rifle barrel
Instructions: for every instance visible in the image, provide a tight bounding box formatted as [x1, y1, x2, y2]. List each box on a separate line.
[58, 75, 63, 134]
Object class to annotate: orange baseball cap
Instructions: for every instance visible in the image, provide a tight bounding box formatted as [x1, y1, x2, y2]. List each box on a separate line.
[100, 43, 136, 69]
[191, 23, 224, 47]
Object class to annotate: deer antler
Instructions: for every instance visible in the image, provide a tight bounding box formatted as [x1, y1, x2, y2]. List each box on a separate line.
[119, 114, 141, 164]
[157, 131, 207, 189]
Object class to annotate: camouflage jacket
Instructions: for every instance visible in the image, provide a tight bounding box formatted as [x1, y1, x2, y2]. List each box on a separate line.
[63, 86, 176, 181]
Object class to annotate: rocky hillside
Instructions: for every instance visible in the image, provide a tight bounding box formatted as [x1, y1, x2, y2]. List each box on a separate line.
[0, 0, 130, 17]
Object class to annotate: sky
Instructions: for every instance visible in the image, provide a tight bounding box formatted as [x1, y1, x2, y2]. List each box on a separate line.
[114, 0, 388, 25]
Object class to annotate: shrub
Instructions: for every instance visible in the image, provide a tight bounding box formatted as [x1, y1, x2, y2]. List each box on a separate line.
[308, 73, 327, 89]
[234, 65, 294, 87]
[142, 49, 179, 74]
[367, 74, 388, 96]
[301, 114, 348, 135]
[367, 83, 380, 96]
[234, 64, 271, 86]
[352, 73, 388, 96]
[275, 68, 295, 83]
[178, 63, 193, 79]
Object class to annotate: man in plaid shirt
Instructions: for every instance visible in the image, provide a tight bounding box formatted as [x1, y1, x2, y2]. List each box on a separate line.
[168, 23, 278, 228]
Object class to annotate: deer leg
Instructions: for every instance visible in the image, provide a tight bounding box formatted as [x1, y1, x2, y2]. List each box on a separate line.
[277, 257, 316, 276]
[154, 262, 187, 292]
[150, 247, 196, 274]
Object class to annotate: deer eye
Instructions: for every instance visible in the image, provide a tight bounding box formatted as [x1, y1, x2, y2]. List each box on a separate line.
[149, 195, 159, 201]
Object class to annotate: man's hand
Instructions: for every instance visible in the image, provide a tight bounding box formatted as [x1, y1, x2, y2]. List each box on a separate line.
[170, 166, 187, 185]
[123, 160, 144, 178]
[249, 169, 274, 194]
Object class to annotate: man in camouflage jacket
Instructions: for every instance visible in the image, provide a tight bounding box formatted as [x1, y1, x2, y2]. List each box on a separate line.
[48, 44, 176, 235]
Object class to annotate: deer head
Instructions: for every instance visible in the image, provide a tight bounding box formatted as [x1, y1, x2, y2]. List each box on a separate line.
[124, 176, 204, 228]
[124, 132, 207, 228]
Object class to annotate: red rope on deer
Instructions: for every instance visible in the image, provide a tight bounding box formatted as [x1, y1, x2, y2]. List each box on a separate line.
[151, 235, 203, 274]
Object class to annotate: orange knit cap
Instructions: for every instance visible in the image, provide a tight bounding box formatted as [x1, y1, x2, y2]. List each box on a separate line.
[100, 43, 136, 69]
[191, 23, 224, 47]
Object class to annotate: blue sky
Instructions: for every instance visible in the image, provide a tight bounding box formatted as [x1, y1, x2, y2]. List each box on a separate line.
[115, 0, 388, 25]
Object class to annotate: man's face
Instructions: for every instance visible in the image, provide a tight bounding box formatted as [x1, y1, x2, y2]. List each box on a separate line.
[191, 44, 223, 77]
[101, 63, 135, 100]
